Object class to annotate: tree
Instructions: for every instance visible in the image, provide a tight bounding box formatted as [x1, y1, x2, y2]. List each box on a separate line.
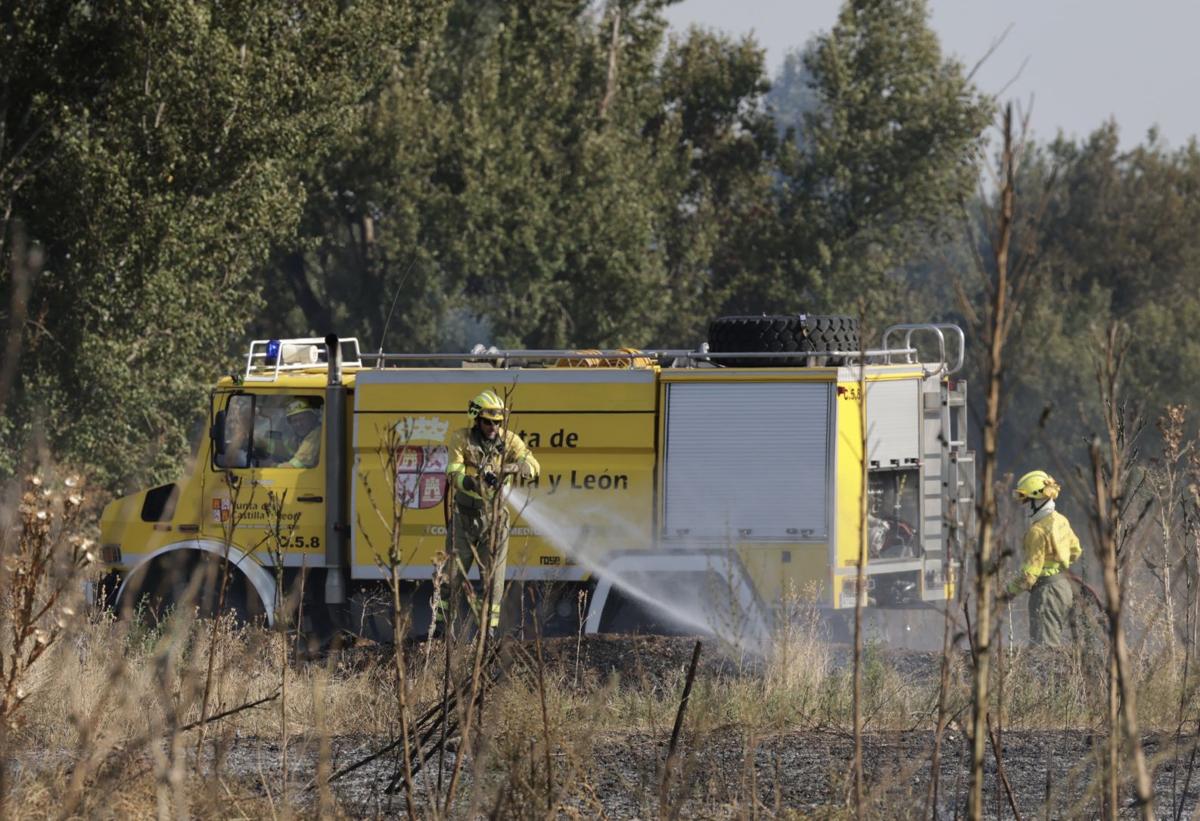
[654, 27, 781, 344]
[1037, 126, 1200, 406]
[271, 2, 779, 352]
[1, 1, 428, 488]
[987, 124, 1200, 474]
[767, 0, 992, 323]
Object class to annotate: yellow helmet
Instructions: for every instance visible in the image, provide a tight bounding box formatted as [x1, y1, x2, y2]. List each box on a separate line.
[1015, 470, 1060, 501]
[467, 390, 505, 422]
[286, 398, 317, 419]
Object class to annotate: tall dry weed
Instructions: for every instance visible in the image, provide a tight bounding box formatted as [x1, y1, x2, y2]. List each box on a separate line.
[0, 471, 95, 814]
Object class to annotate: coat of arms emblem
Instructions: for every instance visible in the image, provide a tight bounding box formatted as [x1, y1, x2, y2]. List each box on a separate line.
[394, 445, 449, 509]
[393, 416, 451, 509]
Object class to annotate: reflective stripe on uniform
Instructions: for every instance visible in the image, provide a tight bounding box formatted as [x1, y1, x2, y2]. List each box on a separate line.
[1026, 561, 1064, 578]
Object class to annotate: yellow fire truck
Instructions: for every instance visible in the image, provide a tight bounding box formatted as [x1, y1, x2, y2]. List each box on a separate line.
[98, 317, 973, 641]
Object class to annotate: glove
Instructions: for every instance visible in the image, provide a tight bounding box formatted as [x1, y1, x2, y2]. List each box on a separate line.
[483, 470, 500, 489]
[461, 475, 478, 494]
[518, 455, 539, 480]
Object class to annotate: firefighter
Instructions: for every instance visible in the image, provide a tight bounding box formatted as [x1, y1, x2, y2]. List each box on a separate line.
[282, 398, 322, 469]
[1005, 470, 1082, 646]
[439, 389, 540, 633]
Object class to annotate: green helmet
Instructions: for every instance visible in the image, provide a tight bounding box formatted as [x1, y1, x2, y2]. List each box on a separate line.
[467, 390, 504, 423]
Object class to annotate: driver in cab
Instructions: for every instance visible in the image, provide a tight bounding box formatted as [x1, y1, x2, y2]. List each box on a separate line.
[278, 398, 322, 469]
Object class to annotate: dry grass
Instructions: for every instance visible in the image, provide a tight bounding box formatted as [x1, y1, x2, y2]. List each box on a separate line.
[1, 597, 1198, 817]
[3, 475, 1200, 817]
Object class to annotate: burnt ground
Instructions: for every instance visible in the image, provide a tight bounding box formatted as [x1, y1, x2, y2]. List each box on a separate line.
[588, 728, 1200, 819]
[214, 635, 1200, 818]
[12, 635, 1198, 817]
[213, 723, 1200, 819]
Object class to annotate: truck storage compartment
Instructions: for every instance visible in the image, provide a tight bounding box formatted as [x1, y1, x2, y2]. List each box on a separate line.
[662, 381, 832, 543]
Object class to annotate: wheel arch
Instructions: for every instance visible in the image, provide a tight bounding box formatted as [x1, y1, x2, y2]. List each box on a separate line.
[115, 539, 277, 627]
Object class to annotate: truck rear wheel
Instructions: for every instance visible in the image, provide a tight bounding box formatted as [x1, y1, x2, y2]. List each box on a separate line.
[707, 314, 860, 366]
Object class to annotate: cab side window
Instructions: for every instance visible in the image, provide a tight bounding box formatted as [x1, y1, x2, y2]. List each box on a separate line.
[274, 396, 323, 469]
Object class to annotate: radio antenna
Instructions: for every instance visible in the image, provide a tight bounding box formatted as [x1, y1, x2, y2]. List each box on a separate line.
[376, 255, 419, 364]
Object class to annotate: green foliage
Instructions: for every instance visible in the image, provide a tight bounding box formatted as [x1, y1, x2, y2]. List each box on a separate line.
[654, 27, 781, 344]
[1, 0, 429, 488]
[775, 0, 993, 322]
[1038, 125, 1200, 407]
[272, 0, 709, 350]
[273, 0, 992, 353]
[3, 0, 999, 489]
[977, 124, 1200, 471]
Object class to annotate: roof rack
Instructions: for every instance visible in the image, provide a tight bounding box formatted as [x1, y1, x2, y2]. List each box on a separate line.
[358, 344, 925, 370]
[240, 324, 964, 379]
[244, 337, 363, 382]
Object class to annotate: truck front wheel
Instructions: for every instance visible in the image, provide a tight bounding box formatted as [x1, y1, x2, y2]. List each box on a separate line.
[117, 550, 267, 626]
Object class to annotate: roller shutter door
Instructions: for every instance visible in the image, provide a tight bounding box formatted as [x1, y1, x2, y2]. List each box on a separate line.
[663, 382, 831, 542]
[866, 379, 920, 467]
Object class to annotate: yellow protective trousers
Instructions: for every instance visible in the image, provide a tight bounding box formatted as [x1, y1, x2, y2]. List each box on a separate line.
[437, 498, 509, 631]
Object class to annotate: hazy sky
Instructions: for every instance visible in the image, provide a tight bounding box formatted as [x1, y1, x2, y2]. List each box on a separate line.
[662, 0, 1200, 149]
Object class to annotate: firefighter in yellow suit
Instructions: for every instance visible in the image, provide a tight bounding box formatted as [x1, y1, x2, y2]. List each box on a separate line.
[1005, 470, 1082, 646]
[439, 390, 540, 632]
[282, 399, 322, 469]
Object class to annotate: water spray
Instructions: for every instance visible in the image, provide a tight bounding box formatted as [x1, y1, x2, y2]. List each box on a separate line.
[504, 486, 771, 657]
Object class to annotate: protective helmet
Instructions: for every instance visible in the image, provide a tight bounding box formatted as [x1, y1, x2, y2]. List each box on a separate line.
[1015, 470, 1060, 501]
[286, 398, 317, 420]
[467, 390, 505, 423]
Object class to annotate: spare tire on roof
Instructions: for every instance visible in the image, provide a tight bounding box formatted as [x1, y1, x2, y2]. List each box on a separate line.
[707, 314, 860, 367]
